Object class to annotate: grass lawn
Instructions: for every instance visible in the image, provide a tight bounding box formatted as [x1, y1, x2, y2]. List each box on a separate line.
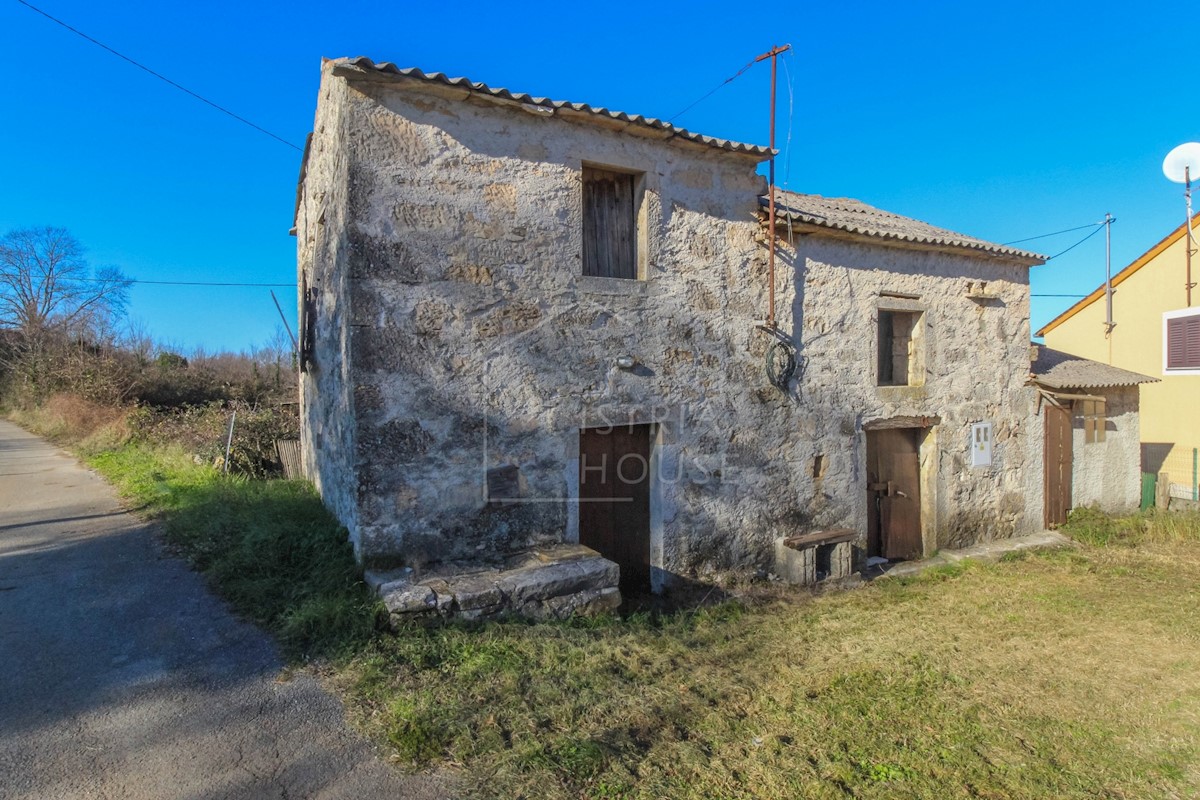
[78, 443, 1200, 799]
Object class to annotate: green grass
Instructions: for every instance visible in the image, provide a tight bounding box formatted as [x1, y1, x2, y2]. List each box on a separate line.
[1062, 505, 1200, 547]
[41, 423, 1200, 798]
[330, 539, 1200, 799]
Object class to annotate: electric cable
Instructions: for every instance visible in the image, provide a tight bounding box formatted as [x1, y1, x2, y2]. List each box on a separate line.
[15, 0, 303, 152]
[1003, 223, 1102, 246]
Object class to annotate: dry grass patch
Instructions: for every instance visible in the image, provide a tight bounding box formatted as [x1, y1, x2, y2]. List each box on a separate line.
[10, 393, 132, 453]
[336, 526, 1200, 799]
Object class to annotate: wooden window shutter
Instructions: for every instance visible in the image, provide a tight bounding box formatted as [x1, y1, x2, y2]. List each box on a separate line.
[1082, 399, 1106, 444]
[1167, 314, 1200, 369]
[583, 167, 637, 279]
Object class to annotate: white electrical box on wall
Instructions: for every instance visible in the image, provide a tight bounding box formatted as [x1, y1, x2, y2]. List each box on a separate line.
[970, 422, 993, 468]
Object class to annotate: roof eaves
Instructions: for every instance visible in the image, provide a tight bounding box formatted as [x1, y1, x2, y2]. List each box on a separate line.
[328, 57, 774, 160]
[765, 194, 1045, 265]
[1030, 344, 1159, 388]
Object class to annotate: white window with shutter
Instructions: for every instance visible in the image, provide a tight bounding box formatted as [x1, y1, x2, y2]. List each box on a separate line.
[1163, 309, 1200, 375]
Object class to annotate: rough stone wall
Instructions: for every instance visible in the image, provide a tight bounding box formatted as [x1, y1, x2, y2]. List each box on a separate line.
[779, 237, 1041, 550]
[297, 72, 361, 546]
[328, 70, 784, 573]
[1069, 385, 1141, 511]
[301, 62, 1042, 577]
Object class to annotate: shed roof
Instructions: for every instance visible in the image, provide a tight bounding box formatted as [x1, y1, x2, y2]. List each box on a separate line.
[1031, 344, 1158, 389]
[327, 57, 773, 160]
[766, 191, 1045, 265]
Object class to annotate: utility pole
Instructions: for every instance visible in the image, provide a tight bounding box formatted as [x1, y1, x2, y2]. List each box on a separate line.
[1103, 212, 1115, 335]
[757, 44, 790, 331]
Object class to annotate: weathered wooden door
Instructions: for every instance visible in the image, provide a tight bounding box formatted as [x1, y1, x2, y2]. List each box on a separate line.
[579, 424, 652, 592]
[1044, 402, 1073, 527]
[866, 428, 923, 560]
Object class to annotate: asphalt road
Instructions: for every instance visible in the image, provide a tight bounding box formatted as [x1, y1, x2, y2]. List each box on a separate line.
[0, 420, 455, 800]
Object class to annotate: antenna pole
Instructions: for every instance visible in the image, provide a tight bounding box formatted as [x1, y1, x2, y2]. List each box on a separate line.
[1188, 166, 1195, 306]
[756, 44, 790, 331]
[1104, 213, 1114, 335]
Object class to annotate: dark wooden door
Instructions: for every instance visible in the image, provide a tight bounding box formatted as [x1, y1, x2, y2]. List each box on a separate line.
[1044, 403, 1073, 527]
[579, 424, 652, 592]
[866, 428, 923, 560]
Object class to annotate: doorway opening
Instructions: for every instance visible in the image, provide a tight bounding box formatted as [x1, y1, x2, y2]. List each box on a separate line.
[578, 423, 653, 593]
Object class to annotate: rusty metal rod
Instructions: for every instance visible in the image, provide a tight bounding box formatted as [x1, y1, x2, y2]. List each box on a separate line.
[756, 44, 789, 331]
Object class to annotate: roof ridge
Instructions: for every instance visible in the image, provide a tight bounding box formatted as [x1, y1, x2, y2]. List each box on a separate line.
[329, 57, 774, 160]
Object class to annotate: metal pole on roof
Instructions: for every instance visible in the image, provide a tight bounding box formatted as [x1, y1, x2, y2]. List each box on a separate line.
[756, 44, 790, 331]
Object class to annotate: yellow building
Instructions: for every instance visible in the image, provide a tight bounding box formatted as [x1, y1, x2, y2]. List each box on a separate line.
[1038, 216, 1200, 499]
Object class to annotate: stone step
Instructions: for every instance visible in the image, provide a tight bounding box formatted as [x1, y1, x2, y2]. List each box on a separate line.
[367, 544, 621, 624]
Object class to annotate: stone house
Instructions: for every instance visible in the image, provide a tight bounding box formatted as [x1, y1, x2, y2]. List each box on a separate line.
[294, 57, 1048, 600]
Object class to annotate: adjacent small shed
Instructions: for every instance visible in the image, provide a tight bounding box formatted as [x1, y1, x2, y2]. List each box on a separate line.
[1032, 344, 1157, 523]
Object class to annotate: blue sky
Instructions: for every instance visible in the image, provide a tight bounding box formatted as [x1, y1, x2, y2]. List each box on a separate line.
[0, 0, 1193, 352]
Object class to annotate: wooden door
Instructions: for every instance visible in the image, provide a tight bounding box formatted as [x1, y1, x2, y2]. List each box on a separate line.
[866, 428, 923, 560]
[1044, 403, 1073, 527]
[579, 424, 652, 592]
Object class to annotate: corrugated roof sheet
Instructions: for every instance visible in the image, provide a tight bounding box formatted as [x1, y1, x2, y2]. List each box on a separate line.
[328, 57, 773, 159]
[1031, 344, 1158, 389]
[767, 191, 1046, 264]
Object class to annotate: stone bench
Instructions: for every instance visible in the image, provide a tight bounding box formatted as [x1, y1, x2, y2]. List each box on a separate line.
[365, 543, 621, 624]
[773, 528, 857, 586]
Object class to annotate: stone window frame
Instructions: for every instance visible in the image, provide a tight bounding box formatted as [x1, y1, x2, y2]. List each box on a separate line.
[874, 296, 928, 389]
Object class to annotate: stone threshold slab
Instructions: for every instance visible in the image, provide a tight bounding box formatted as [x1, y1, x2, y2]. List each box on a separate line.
[365, 543, 621, 623]
[873, 530, 1076, 580]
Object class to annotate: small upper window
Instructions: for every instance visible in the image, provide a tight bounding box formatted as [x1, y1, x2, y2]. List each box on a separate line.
[877, 309, 922, 386]
[582, 166, 639, 280]
[1165, 309, 1200, 372]
[1079, 399, 1106, 444]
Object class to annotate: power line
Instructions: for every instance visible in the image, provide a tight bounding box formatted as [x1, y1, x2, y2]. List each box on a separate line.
[1003, 223, 1102, 245]
[1046, 224, 1105, 260]
[75, 277, 295, 288]
[1032, 293, 1088, 297]
[667, 57, 759, 123]
[15, 0, 303, 152]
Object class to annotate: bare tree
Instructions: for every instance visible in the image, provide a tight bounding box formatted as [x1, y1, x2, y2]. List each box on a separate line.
[0, 227, 131, 402]
[0, 227, 130, 335]
[121, 317, 156, 366]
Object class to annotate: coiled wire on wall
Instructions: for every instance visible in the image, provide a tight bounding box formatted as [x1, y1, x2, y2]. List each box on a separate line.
[765, 340, 796, 390]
